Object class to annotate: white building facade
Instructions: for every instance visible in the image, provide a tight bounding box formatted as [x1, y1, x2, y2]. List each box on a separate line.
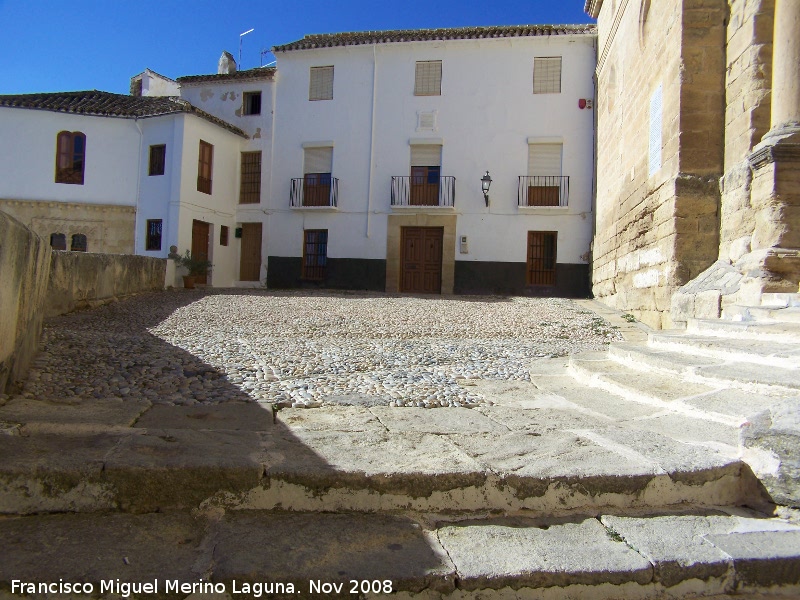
[266, 26, 596, 296]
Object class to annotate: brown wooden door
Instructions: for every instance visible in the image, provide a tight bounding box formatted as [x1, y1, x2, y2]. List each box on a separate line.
[191, 219, 210, 284]
[401, 227, 443, 293]
[239, 222, 262, 282]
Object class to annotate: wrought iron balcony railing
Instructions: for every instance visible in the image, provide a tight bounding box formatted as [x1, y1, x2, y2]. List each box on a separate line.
[518, 175, 569, 207]
[391, 175, 456, 207]
[290, 176, 339, 208]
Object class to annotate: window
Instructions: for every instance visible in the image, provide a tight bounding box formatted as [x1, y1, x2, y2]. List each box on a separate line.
[55, 131, 86, 184]
[220, 225, 229, 246]
[239, 151, 261, 204]
[410, 144, 442, 206]
[527, 231, 557, 286]
[303, 146, 333, 206]
[309, 66, 334, 101]
[243, 91, 262, 115]
[533, 57, 562, 94]
[197, 140, 213, 194]
[71, 234, 87, 252]
[149, 144, 166, 176]
[414, 60, 442, 96]
[525, 143, 563, 206]
[302, 229, 328, 280]
[50, 233, 66, 250]
[146, 219, 162, 251]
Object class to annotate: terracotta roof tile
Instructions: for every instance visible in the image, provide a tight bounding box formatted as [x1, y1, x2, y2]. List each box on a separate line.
[0, 91, 247, 137]
[273, 24, 596, 52]
[177, 67, 276, 85]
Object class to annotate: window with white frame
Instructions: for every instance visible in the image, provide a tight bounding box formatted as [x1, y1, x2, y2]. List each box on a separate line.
[533, 57, 562, 94]
[414, 60, 442, 96]
[309, 66, 334, 101]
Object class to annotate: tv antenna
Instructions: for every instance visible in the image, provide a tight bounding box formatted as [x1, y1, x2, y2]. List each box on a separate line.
[239, 28, 254, 69]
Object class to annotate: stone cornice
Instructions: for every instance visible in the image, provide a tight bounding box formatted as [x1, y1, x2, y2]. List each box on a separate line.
[749, 142, 800, 169]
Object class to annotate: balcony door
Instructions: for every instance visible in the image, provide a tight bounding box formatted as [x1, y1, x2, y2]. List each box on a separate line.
[410, 144, 442, 206]
[303, 146, 333, 207]
[400, 226, 443, 293]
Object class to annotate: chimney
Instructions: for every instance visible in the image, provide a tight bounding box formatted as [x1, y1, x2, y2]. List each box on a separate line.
[218, 51, 237, 75]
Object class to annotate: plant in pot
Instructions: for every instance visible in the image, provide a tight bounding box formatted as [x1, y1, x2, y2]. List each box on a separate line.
[177, 250, 212, 289]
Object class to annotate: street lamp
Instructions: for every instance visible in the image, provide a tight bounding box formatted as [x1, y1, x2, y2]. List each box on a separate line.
[481, 171, 492, 206]
[239, 28, 254, 69]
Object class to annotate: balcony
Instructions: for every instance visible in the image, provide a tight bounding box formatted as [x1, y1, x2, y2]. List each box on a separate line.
[290, 175, 338, 209]
[518, 176, 569, 208]
[391, 175, 456, 208]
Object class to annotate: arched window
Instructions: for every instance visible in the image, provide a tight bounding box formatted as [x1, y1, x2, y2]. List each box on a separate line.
[55, 131, 86, 184]
[71, 234, 87, 252]
[50, 233, 67, 250]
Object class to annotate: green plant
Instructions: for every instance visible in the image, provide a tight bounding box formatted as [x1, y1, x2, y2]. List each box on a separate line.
[621, 313, 636, 323]
[177, 250, 213, 277]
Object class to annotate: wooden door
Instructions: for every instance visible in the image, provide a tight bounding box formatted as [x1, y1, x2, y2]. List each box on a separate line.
[191, 219, 210, 284]
[239, 222, 262, 282]
[526, 231, 557, 286]
[401, 227, 443, 293]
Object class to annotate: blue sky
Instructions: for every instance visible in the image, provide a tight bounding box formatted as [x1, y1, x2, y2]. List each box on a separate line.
[0, 1, 593, 95]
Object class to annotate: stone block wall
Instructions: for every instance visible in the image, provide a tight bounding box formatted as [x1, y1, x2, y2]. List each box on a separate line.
[0, 211, 51, 394]
[591, 0, 727, 328]
[720, 0, 774, 264]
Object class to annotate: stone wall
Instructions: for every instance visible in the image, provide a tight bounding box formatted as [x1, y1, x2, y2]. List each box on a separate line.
[46, 252, 166, 317]
[591, 0, 727, 329]
[0, 211, 51, 394]
[720, 0, 774, 265]
[0, 209, 166, 393]
[0, 199, 136, 255]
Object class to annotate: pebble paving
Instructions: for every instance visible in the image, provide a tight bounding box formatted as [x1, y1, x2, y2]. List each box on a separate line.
[10, 290, 623, 409]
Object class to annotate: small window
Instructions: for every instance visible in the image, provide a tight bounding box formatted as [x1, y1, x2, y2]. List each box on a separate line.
[50, 233, 67, 250]
[527, 231, 557, 286]
[197, 140, 213, 194]
[149, 144, 166, 176]
[243, 92, 262, 115]
[146, 219, 162, 251]
[220, 225, 229, 246]
[71, 234, 87, 252]
[414, 60, 442, 96]
[239, 151, 262, 204]
[533, 57, 562, 94]
[309, 66, 334, 101]
[302, 229, 328, 281]
[55, 131, 86, 184]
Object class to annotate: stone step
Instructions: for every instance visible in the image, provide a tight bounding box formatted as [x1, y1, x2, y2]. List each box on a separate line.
[761, 293, 800, 308]
[649, 332, 800, 369]
[723, 305, 800, 324]
[0, 409, 763, 517]
[687, 318, 800, 342]
[1, 509, 799, 599]
[608, 342, 800, 393]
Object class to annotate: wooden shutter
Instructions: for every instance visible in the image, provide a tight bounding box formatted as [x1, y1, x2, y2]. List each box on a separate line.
[410, 145, 441, 167]
[304, 147, 333, 174]
[309, 66, 334, 100]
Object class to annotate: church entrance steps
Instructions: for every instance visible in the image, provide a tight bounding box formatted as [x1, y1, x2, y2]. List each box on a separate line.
[687, 318, 800, 343]
[761, 293, 800, 308]
[2, 509, 800, 599]
[648, 332, 800, 369]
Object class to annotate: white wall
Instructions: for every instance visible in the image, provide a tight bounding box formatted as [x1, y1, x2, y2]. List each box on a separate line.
[0, 108, 140, 206]
[270, 33, 596, 266]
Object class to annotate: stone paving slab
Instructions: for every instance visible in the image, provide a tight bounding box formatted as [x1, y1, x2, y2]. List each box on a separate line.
[696, 363, 800, 391]
[705, 530, 800, 587]
[133, 402, 274, 431]
[276, 405, 386, 432]
[601, 512, 800, 589]
[370, 406, 510, 434]
[650, 333, 800, 368]
[0, 396, 151, 428]
[475, 405, 612, 433]
[619, 413, 741, 449]
[437, 516, 653, 590]
[688, 319, 800, 343]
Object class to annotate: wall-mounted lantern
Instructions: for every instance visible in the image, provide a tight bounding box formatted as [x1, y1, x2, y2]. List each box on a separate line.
[481, 171, 492, 206]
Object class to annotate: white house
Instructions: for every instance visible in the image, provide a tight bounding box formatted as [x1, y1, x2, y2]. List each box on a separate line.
[266, 25, 596, 296]
[0, 90, 247, 287]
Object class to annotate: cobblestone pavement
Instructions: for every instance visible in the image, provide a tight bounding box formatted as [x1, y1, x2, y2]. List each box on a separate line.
[10, 290, 623, 409]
